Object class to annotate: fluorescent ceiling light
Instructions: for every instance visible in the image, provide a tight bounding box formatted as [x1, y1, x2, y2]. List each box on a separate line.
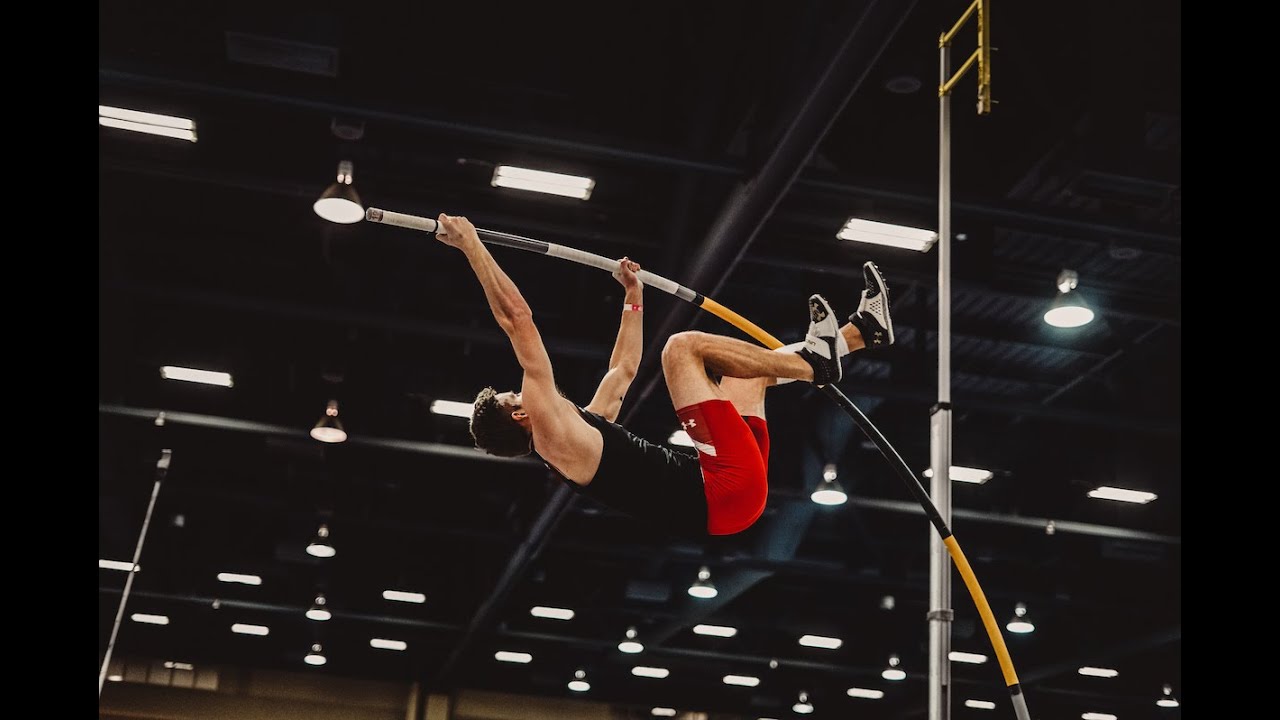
[618, 640, 644, 654]
[949, 651, 989, 664]
[1078, 666, 1119, 678]
[304, 649, 326, 666]
[631, 666, 670, 679]
[1157, 698, 1180, 708]
[668, 430, 695, 447]
[1081, 714, 1117, 720]
[492, 165, 594, 200]
[99, 105, 194, 129]
[163, 661, 194, 671]
[651, 710, 677, 717]
[160, 366, 233, 387]
[306, 607, 332, 622]
[798, 634, 842, 649]
[837, 218, 938, 252]
[723, 675, 760, 687]
[1087, 486, 1157, 504]
[216, 572, 262, 586]
[370, 638, 408, 651]
[792, 700, 814, 714]
[99, 105, 197, 142]
[231, 623, 270, 636]
[130, 613, 169, 625]
[430, 399, 473, 418]
[882, 668, 907, 681]
[530, 606, 575, 620]
[99, 559, 139, 572]
[567, 679, 590, 692]
[965, 700, 997, 710]
[383, 590, 426, 603]
[494, 651, 532, 664]
[107, 674, 124, 682]
[846, 688, 885, 699]
[922, 465, 993, 484]
[692, 624, 737, 637]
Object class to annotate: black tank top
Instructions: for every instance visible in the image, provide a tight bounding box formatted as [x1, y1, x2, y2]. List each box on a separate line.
[546, 407, 709, 539]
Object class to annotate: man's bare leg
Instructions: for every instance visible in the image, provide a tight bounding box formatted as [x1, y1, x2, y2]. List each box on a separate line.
[662, 331, 816, 411]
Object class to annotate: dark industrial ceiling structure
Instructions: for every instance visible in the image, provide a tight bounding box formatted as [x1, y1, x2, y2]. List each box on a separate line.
[99, 1, 1181, 718]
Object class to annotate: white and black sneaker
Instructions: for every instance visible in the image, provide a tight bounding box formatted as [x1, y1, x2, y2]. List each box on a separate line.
[850, 261, 894, 349]
[798, 294, 843, 386]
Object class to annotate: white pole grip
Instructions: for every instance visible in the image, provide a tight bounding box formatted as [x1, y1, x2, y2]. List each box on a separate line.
[367, 208, 438, 233]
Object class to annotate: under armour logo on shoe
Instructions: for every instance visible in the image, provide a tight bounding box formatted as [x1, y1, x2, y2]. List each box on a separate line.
[682, 419, 697, 430]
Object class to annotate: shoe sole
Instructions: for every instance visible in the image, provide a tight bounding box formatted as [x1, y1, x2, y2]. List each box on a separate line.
[809, 295, 832, 324]
[863, 261, 894, 345]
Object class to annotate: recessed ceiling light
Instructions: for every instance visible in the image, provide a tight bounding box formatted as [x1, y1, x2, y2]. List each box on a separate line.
[847, 688, 885, 699]
[692, 624, 737, 637]
[370, 638, 407, 651]
[130, 613, 169, 625]
[216, 572, 262, 585]
[798, 634, 842, 649]
[530, 606, 574, 620]
[383, 590, 426, 604]
[1087, 486, 1157, 504]
[160, 366, 232, 387]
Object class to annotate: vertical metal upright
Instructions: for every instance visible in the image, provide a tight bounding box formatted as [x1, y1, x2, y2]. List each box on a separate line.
[934, 3, 992, 719]
[929, 30, 956, 720]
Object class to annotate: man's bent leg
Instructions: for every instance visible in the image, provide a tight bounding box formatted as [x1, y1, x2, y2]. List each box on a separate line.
[663, 334, 773, 535]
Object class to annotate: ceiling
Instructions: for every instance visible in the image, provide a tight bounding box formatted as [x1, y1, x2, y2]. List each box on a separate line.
[98, 1, 1181, 718]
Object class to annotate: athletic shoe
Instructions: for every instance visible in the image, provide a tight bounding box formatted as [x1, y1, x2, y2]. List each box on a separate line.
[798, 294, 842, 386]
[850, 261, 894, 349]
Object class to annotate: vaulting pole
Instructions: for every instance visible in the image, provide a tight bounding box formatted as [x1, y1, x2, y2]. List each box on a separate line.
[366, 206, 1029, 719]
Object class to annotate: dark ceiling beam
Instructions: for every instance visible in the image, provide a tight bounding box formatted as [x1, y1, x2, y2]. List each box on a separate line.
[743, 253, 1180, 327]
[101, 476, 1179, 593]
[1036, 324, 1168, 408]
[99, 159, 1178, 328]
[619, 0, 922, 657]
[98, 68, 1181, 251]
[630, 0, 922, 415]
[97, 403, 541, 466]
[1019, 626, 1182, 686]
[797, 175, 1181, 251]
[98, 287, 1180, 433]
[841, 496, 1180, 545]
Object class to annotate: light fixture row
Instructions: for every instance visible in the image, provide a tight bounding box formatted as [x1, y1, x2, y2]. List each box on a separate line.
[122, 608, 1179, 711]
[104, 101, 1102, 327]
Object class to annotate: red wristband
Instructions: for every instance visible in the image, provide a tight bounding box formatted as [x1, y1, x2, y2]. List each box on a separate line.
[624, 304, 643, 312]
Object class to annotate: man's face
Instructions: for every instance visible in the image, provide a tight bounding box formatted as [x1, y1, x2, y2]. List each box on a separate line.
[495, 391, 522, 411]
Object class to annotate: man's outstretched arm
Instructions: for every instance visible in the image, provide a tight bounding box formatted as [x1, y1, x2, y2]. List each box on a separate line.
[436, 214, 553, 383]
[586, 257, 644, 422]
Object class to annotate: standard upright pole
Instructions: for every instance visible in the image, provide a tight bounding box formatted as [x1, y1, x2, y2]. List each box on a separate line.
[99, 449, 171, 697]
[929, 31, 956, 720]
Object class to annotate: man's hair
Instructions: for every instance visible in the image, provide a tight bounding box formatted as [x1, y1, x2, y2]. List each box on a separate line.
[469, 386, 531, 457]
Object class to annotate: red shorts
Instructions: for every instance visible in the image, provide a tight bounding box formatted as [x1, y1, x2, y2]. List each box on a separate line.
[675, 399, 770, 535]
